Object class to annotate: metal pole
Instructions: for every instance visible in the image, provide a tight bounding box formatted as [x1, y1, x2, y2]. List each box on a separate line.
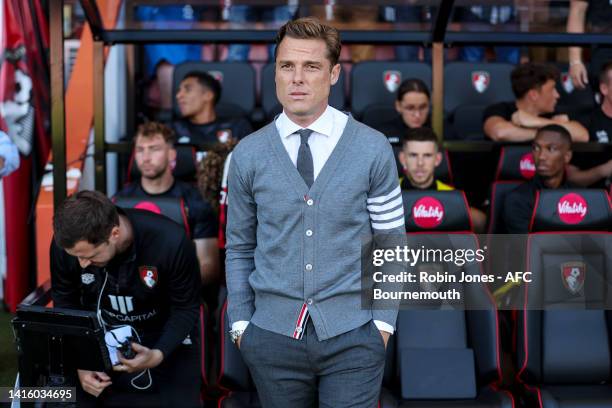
[93, 41, 106, 193]
[50, 0, 66, 208]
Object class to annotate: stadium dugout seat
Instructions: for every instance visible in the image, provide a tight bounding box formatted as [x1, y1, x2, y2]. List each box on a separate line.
[516, 189, 612, 408]
[555, 63, 595, 126]
[444, 63, 515, 140]
[261, 62, 346, 121]
[380, 190, 514, 407]
[113, 196, 191, 238]
[216, 300, 261, 407]
[126, 144, 197, 183]
[173, 62, 256, 120]
[487, 146, 533, 234]
[350, 62, 431, 120]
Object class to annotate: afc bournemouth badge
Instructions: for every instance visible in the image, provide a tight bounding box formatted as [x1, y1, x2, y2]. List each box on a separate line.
[217, 129, 232, 143]
[561, 261, 586, 295]
[472, 71, 490, 93]
[383, 70, 401, 93]
[139, 266, 158, 289]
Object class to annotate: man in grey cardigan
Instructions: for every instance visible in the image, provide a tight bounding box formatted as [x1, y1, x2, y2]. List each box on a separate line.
[225, 17, 405, 407]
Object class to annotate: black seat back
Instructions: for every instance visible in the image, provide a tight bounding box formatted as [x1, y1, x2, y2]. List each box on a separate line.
[518, 189, 612, 385]
[173, 62, 255, 119]
[113, 196, 190, 237]
[350, 62, 431, 119]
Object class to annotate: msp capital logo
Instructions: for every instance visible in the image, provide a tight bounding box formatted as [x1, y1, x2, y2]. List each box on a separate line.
[383, 70, 401, 93]
[139, 266, 158, 289]
[412, 196, 444, 229]
[561, 261, 586, 294]
[519, 152, 536, 179]
[472, 71, 490, 93]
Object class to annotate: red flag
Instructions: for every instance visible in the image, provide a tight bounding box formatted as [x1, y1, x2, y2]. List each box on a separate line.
[1, 0, 50, 311]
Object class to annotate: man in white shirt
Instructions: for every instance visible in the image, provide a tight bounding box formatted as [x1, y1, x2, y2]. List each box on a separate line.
[226, 17, 403, 407]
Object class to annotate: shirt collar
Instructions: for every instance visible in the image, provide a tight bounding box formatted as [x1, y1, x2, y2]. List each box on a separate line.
[277, 105, 334, 139]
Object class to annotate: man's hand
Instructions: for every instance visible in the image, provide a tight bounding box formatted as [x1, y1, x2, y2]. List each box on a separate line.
[77, 369, 112, 397]
[512, 110, 547, 129]
[569, 61, 588, 89]
[113, 343, 164, 373]
[552, 114, 570, 123]
[236, 335, 243, 349]
[0, 156, 4, 171]
[379, 330, 391, 349]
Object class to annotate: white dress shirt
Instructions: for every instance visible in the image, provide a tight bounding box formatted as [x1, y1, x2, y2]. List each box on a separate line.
[232, 105, 394, 336]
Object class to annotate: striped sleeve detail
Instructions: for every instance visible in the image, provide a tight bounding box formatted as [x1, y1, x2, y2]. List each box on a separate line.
[367, 186, 405, 231]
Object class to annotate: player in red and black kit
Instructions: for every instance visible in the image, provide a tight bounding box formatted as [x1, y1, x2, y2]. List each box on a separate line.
[51, 190, 202, 407]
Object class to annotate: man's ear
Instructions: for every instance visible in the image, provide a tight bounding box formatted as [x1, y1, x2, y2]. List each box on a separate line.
[169, 146, 177, 162]
[330, 64, 341, 86]
[564, 149, 573, 165]
[434, 151, 442, 167]
[398, 150, 407, 170]
[109, 225, 121, 242]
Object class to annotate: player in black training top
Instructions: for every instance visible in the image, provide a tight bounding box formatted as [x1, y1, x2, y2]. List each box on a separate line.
[51, 190, 201, 406]
[115, 122, 219, 285]
[172, 71, 252, 148]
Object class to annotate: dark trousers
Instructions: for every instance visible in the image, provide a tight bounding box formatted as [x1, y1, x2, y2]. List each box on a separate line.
[240, 319, 386, 408]
[76, 341, 202, 407]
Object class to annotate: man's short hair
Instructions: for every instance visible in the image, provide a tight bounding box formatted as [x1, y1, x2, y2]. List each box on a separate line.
[397, 78, 430, 102]
[401, 127, 440, 150]
[535, 124, 572, 146]
[53, 190, 119, 249]
[275, 17, 341, 68]
[599, 61, 612, 84]
[135, 121, 175, 146]
[511, 63, 560, 99]
[181, 71, 222, 106]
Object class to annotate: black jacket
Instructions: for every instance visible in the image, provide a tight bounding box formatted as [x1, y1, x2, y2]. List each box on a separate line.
[503, 175, 574, 234]
[50, 208, 201, 357]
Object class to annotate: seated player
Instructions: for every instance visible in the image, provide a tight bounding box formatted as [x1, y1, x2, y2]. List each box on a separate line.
[171, 71, 253, 147]
[503, 124, 576, 233]
[378, 78, 431, 147]
[115, 122, 219, 285]
[51, 191, 201, 406]
[483, 63, 589, 142]
[399, 128, 487, 232]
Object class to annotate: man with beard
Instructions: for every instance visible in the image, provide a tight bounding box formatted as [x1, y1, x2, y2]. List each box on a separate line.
[503, 124, 576, 233]
[115, 122, 219, 285]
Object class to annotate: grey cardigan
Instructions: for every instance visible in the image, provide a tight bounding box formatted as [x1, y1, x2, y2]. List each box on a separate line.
[226, 116, 405, 340]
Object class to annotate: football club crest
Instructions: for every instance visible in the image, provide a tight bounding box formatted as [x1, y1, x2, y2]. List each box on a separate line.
[472, 71, 490, 93]
[81, 273, 95, 285]
[561, 262, 586, 295]
[383, 70, 401, 93]
[208, 70, 224, 83]
[217, 129, 232, 143]
[561, 72, 574, 94]
[139, 266, 158, 289]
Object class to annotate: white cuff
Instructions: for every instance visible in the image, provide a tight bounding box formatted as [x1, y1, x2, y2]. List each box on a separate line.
[231, 321, 250, 332]
[373, 320, 394, 334]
